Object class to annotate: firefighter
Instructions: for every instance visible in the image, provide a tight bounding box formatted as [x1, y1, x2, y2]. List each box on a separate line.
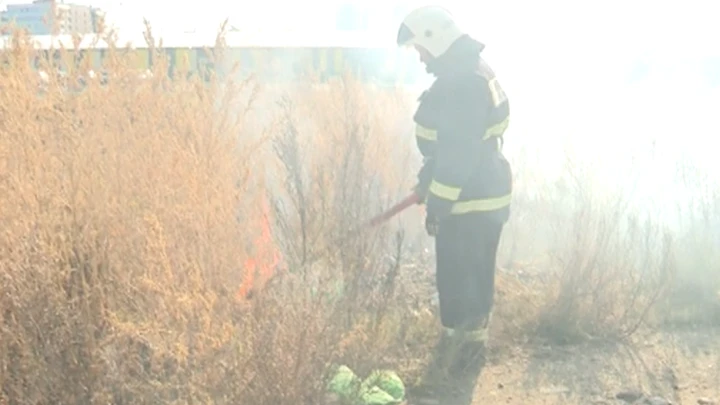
[396, 6, 513, 375]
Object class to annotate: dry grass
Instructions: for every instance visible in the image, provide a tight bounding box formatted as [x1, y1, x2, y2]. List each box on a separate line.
[0, 26, 718, 404]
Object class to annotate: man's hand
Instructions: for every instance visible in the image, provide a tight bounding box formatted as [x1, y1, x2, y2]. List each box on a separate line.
[414, 158, 435, 204]
[413, 183, 427, 205]
[425, 213, 440, 237]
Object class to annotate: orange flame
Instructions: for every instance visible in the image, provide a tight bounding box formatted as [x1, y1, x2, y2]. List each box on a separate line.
[237, 195, 282, 300]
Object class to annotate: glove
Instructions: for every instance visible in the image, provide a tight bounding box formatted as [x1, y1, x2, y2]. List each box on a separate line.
[412, 183, 428, 205]
[414, 158, 435, 204]
[425, 212, 440, 237]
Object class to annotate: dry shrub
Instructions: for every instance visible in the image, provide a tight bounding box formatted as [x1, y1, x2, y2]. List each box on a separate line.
[0, 26, 437, 404]
[0, 27, 264, 404]
[496, 140, 720, 346]
[495, 153, 679, 346]
[653, 162, 720, 328]
[257, 73, 438, 384]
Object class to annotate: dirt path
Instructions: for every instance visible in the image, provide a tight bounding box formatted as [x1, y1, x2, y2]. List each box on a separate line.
[471, 327, 720, 405]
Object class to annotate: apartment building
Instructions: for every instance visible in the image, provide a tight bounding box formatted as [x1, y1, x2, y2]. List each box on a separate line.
[1, 0, 105, 35]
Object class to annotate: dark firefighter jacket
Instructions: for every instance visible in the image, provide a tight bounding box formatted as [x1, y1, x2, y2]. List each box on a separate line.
[414, 35, 512, 223]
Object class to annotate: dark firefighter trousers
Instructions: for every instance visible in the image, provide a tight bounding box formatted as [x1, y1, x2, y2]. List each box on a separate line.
[435, 212, 504, 332]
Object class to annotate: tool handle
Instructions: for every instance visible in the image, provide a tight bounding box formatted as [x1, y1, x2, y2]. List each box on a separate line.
[243, 192, 421, 300]
[365, 192, 421, 228]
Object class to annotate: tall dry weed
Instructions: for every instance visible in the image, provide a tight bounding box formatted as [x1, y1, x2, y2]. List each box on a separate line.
[494, 153, 678, 346]
[0, 27, 436, 404]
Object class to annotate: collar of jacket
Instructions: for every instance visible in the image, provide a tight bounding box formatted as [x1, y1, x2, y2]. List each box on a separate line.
[425, 35, 486, 78]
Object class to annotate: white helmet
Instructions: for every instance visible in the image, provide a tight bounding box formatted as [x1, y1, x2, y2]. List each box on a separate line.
[396, 5, 466, 59]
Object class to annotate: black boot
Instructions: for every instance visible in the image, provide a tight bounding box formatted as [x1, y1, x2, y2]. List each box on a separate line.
[449, 316, 490, 378]
[412, 329, 466, 401]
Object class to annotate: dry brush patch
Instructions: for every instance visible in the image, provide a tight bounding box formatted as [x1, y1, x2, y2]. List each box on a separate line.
[494, 145, 720, 349]
[0, 28, 437, 404]
[1, 29, 265, 404]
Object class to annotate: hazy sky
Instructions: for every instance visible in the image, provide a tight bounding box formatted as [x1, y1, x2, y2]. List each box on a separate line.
[78, 0, 717, 181]
[5, 0, 717, 145]
[3, 0, 718, 184]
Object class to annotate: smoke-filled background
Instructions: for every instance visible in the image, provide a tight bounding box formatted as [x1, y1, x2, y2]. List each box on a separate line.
[77, 0, 719, 277]
[38, 0, 713, 277]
